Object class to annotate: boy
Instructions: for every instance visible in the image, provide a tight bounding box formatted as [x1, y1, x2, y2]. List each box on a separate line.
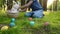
[19, 0, 44, 18]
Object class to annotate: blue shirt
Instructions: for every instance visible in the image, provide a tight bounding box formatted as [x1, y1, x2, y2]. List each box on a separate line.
[27, 0, 43, 11]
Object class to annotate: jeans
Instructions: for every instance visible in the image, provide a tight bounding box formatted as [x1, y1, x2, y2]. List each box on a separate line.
[24, 9, 43, 18]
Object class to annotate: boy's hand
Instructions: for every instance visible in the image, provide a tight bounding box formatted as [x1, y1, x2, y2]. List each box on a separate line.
[20, 0, 33, 9]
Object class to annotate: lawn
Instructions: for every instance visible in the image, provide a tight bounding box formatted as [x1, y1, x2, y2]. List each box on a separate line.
[0, 10, 60, 34]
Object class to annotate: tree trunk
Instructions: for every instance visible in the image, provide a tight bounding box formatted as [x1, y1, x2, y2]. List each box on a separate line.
[42, 0, 47, 11]
[53, 0, 58, 11]
[39, 0, 43, 6]
[21, 0, 25, 6]
[3, 0, 6, 10]
[14, 0, 17, 2]
[39, 0, 47, 11]
[7, 0, 13, 10]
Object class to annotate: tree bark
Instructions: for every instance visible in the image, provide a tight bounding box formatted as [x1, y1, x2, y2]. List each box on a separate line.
[39, 0, 43, 6]
[21, 0, 25, 6]
[43, 0, 47, 11]
[53, 0, 58, 11]
[7, 0, 13, 10]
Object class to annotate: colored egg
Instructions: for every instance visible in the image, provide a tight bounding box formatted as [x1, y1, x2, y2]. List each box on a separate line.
[1, 26, 8, 31]
[11, 18, 15, 22]
[29, 21, 35, 26]
[9, 22, 15, 27]
[28, 17, 32, 21]
[44, 22, 49, 26]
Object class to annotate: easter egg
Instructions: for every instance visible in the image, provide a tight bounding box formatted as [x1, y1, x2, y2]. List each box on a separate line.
[29, 21, 35, 26]
[28, 17, 32, 21]
[1, 26, 8, 31]
[43, 11, 50, 15]
[9, 22, 15, 27]
[44, 22, 49, 26]
[11, 18, 15, 22]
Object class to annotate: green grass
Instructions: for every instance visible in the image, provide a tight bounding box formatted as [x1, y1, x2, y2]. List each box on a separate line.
[0, 10, 60, 34]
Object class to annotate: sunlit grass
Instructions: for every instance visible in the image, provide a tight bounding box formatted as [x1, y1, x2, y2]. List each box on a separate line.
[0, 10, 60, 34]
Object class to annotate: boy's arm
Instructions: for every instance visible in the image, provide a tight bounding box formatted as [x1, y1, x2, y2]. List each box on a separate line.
[19, 8, 27, 12]
[20, 0, 33, 9]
